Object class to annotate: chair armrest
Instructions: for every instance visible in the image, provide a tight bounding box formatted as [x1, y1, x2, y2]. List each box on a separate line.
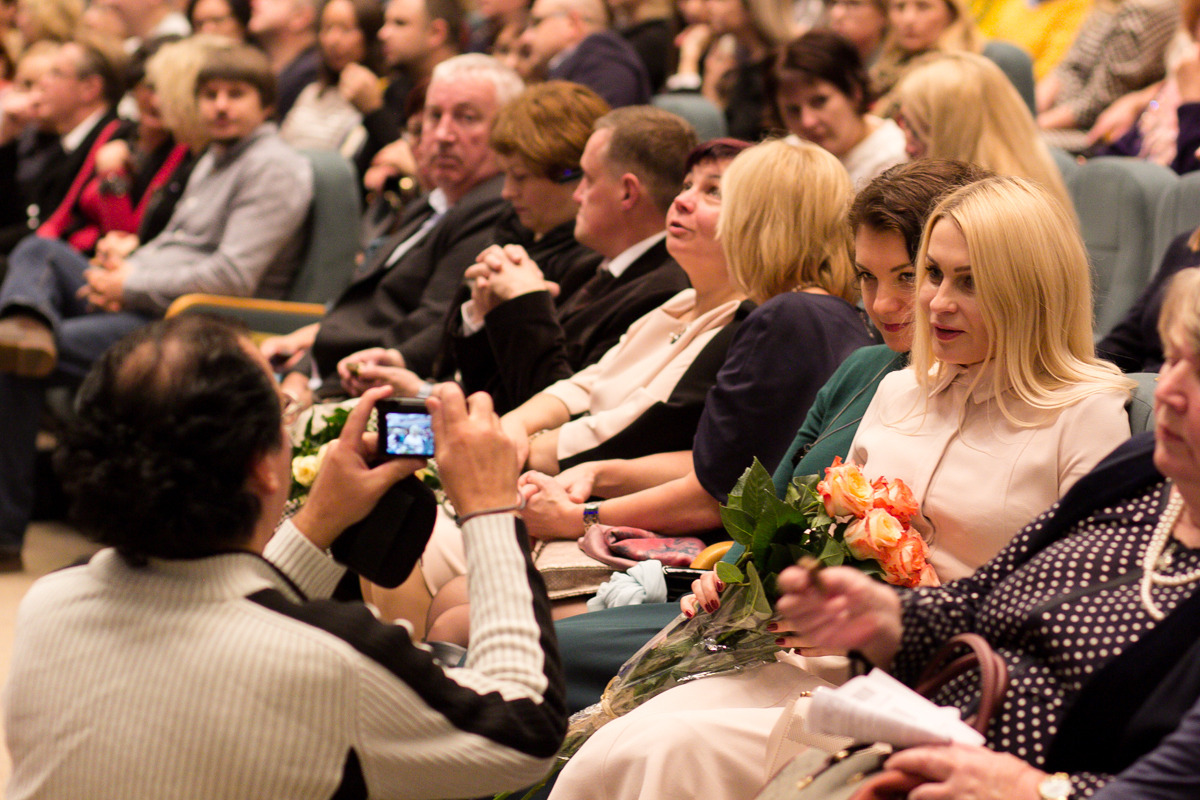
[690, 541, 733, 569]
[165, 294, 326, 337]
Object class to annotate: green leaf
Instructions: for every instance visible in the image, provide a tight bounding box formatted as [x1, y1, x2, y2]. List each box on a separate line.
[817, 536, 847, 566]
[714, 561, 745, 585]
[719, 506, 755, 545]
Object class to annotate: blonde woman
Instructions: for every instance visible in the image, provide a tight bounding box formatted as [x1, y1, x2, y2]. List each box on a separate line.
[517, 139, 872, 544]
[146, 34, 237, 153]
[895, 51, 1072, 210]
[548, 176, 1132, 800]
[869, 0, 982, 94]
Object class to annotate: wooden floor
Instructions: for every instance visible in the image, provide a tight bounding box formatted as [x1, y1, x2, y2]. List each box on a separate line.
[0, 521, 100, 796]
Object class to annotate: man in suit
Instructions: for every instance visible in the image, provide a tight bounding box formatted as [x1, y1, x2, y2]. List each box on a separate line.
[519, 0, 652, 108]
[0, 38, 128, 252]
[450, 105, 695, 411]
[265, 54, 524, 402]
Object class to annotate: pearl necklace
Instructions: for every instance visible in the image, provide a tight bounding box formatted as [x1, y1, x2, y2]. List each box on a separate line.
[1140, 484, 1200, 621]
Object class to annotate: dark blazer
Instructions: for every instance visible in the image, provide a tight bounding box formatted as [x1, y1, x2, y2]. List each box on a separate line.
[441, 212, 602, 404]
[468, 237, 690, 410]
[548, 30, 652, 108]
[0, 109, 129, 252]
[311, 175, 507, 382]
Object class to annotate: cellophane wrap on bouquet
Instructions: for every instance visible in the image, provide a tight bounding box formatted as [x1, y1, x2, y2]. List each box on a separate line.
[497, 458, 931, 799]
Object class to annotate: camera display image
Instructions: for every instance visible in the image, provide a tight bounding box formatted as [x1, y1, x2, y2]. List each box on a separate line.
[382, 412, 435, 457]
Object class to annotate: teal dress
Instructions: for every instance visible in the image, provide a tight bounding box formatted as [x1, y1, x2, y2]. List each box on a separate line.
[554, 345, 909, 713]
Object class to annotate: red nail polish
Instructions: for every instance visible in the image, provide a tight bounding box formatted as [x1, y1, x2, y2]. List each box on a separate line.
[775, 638, 786, 646]
[766, 623, 778, 632]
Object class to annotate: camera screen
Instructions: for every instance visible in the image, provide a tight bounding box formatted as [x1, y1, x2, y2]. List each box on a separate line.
[382, 412, 435, 457]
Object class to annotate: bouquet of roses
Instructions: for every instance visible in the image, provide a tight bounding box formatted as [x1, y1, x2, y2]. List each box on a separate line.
[498, 458, 931, 798]
[735, 455, 932, 593]
[592, 456, 930, 713]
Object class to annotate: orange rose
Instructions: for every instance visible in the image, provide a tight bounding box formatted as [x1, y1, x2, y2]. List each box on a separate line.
[843, 507, 906, 561]
[871, 476, 919, 523]
[880, 531, 930, 588]
[818, 457, 873, 518]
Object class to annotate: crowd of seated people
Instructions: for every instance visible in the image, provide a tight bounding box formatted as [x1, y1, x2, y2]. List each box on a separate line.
[5, 0, 1200, 795]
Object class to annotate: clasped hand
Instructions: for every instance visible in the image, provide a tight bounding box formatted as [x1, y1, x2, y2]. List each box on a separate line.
[464, 244, 558, 318]
[337, 347, 425, 397]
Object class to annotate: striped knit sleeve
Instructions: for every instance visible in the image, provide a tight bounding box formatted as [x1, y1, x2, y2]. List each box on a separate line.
[263, 518, 346, 599]
[345, 515, 565, 797]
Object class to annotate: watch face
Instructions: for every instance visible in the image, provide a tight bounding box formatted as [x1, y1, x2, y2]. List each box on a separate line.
[1039, 775, 1072, 799]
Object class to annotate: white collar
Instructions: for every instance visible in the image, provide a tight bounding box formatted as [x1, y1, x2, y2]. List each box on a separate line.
[427, 187, 449, 215]
[61, 108, 107, 154]
[604, 231, 665, 279]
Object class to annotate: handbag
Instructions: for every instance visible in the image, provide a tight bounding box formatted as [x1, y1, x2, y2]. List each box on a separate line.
[579, 523, 707, 569]
[754, 633, 1010, 800]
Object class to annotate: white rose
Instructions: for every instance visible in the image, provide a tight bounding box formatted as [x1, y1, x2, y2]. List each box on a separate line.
[292, 454, 320, 487]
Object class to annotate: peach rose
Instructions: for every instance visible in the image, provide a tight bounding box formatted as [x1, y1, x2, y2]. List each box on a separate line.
[843, 507, 906, 561]
[818, 457, 873, 518]
[871, 476, 919, 523]
[880, 531, 930, 588]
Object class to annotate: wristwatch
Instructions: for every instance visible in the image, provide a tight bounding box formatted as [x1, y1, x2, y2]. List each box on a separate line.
[1037, 773, 1072, 800]
[582, 501, 602, 533]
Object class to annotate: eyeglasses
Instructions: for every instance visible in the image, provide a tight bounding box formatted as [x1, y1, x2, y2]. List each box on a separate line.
[281, 393, 305, 426]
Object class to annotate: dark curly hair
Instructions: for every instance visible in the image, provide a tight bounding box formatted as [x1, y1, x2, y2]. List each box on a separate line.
[55, 315, 284, 563]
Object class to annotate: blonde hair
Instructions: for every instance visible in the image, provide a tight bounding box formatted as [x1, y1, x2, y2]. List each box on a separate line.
[911, 176, 1133, 423]
[146, 35, 237, 152]
[1158, 267, 1200, 354]
[870, 0, 982, 92]
[718, 139, 857, 304]
[18, 0, 82, 46]
[895, 51, 1072, 212]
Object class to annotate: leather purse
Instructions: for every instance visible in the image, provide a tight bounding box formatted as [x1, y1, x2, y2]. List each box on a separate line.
[754, 633, 1010, 800]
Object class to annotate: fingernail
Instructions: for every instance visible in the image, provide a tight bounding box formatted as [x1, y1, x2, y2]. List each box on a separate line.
[715, 581, 725, 591]
[683, 608, 693, 618]
[766, 622, 778, 632]
[775, 638, 786, 646]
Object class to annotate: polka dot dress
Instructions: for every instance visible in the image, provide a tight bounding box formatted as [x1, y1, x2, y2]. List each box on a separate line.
[893, 481, 1200, 773]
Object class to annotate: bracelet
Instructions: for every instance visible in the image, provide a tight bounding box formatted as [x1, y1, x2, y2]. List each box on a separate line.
[582, 500, 602, 534]
[455, 493, 527, 526]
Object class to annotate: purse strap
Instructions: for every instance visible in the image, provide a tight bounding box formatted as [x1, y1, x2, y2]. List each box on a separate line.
[913, 632, 1009, 736]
